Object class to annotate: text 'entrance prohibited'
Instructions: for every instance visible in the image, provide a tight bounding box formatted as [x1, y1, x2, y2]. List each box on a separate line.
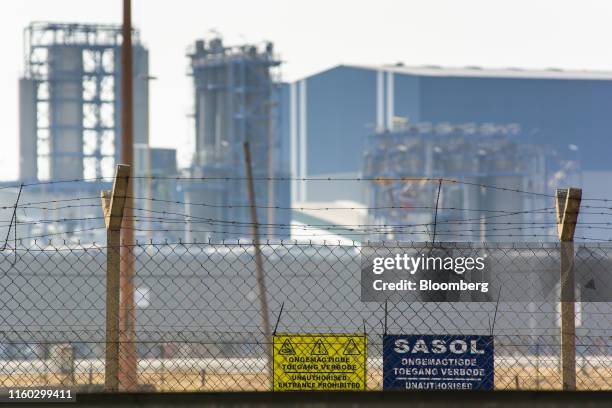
[273, 334, 367, 391]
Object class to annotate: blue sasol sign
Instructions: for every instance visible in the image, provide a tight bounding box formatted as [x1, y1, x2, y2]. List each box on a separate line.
[383, 335, 494, 390]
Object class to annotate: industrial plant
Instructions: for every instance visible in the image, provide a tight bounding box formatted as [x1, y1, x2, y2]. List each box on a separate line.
[0, 23, 293, 245]
[279, 63, 612, 239]
[280, 64, 608, 205]
[363, 122, 569, 241]
[4, 23, 611, 243]
[19, 22, 150, 182]
[1, 2, 611, 399]
[183, 37, 290, 241]
[2, 22, 155, 245]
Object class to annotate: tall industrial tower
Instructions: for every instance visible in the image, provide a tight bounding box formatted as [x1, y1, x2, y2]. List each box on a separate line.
[186, 37, 290, 240]
[19, 22, 149, 182]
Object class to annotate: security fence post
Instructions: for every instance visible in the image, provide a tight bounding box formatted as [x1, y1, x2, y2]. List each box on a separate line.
[101, 164, 130, 392]
[555, 187, 581, 391]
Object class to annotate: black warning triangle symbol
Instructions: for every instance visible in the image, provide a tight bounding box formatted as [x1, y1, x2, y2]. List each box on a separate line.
[585, 278, 596, 290]
[279, 339, 295, 355]
[311, 338, 328, 355]
[343, 338, 361, 355]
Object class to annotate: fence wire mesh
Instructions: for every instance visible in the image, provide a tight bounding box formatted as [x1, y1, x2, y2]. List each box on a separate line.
[0, 241, 610, 391]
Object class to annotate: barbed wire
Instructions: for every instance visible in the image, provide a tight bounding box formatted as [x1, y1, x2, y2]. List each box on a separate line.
[0, 213, 565, 230]
[12, 227, 106, 241]
[0, 176, 571, 199]
[2, 175, 612, 202]
[0, 178, 611, 251]
[6, 239, 611, 252]
[2, 195, 557, 213]
[5, 219, 612, 242]
[0, 196, 101, 209]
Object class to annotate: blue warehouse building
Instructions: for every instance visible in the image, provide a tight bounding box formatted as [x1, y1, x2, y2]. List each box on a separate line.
[281, 64, 612, 204]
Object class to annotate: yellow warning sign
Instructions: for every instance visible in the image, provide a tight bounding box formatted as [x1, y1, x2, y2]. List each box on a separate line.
[273, 334, 367, 391]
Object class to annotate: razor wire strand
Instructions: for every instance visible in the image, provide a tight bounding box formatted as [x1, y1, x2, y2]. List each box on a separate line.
[5, 174, 612, 201]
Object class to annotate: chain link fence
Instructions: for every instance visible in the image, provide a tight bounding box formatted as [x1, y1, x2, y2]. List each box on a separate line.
[0, 241, 610, 391]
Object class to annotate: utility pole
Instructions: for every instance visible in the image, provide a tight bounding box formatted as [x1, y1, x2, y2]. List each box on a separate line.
[101, 164, 130, 392]
[555, 187, 581, 391]
[120, 0, 138, 390]
[267, 101, 275, 238]
[243, 142, 272, 377]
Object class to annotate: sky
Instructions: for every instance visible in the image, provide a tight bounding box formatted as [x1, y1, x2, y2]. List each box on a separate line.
[2, 0, 612, 181]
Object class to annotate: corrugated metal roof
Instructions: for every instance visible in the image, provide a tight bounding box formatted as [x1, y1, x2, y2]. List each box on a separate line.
[342, 64, 612, 80]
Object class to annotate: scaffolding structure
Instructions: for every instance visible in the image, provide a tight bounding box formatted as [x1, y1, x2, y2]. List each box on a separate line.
[185, 37, 290, 240]
[364, 122, 577, 241]
[13, 22, 151, 245]
[20, 22, 148, 182]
